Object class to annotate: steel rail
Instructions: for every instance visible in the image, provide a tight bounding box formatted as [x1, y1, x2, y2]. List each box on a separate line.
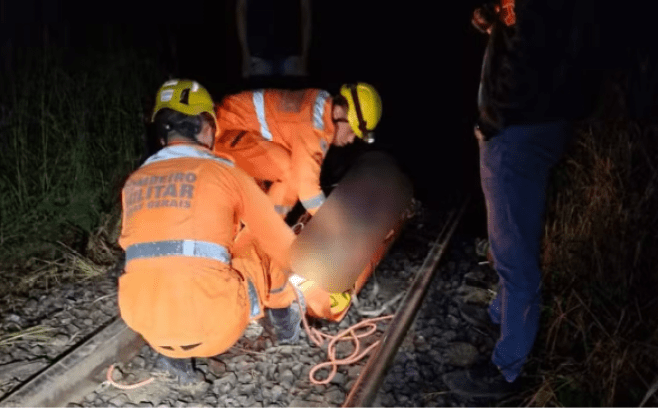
[0, 318, 144, 407]
[342, 196, 470, 407]
[0, 197, 469, 408]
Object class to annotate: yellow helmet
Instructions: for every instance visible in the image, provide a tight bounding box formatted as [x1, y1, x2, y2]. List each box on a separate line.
[339, 83, 382, 142]
[151, 79, 217, 127]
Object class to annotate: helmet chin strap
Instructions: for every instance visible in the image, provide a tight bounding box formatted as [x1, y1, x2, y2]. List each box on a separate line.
[350, 85, 369, 140]
[348, 85, 372, 141]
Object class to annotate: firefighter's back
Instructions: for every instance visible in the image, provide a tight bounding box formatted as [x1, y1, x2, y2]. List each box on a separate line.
[118, 144, 251, 358]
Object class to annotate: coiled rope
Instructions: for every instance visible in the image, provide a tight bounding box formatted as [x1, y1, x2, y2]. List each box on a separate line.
[105, 364, 154, 390]
[298, 289, 404, 386]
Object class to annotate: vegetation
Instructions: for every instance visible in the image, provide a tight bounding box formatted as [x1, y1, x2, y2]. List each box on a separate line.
[519, 68, 658, 407]
[0, 46, 164, 296]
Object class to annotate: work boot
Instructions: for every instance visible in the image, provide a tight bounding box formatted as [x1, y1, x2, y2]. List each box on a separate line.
[459, 303, 500, 340]
[443, 360, 522, 400]
[267, 291, 306, 345]
[153, 354, 204, 386]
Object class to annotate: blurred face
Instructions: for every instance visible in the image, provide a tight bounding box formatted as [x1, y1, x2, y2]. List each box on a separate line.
[331, 104, 357, 147]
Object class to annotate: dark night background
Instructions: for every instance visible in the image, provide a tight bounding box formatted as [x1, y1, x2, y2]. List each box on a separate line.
[0, 0, 649, 213]
[4, 2, 658, 406]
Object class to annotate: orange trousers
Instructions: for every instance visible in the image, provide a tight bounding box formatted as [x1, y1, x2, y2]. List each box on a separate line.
[231, 226, 298, 312]
[121, 231, 297, 360]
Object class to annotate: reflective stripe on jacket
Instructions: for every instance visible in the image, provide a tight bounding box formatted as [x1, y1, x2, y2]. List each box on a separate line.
[215, 89, 334, 214]
[121, 144, 294, 269]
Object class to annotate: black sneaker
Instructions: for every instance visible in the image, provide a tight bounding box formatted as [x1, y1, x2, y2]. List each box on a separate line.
[459, 303, 500, 340]
[442, 360, 521, 400]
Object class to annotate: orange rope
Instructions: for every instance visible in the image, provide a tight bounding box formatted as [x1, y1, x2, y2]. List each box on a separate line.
[297, 295, 393, 385]
[105, 364, 155, 390]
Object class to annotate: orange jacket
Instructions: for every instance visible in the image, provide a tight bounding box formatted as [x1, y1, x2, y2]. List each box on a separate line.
[118, 143, 297, 358]
[215, 89, 335, 215]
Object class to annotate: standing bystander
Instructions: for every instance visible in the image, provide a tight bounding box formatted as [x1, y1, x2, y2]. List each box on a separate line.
[443, 0, 595, 399]
[236, 0, 312, 83]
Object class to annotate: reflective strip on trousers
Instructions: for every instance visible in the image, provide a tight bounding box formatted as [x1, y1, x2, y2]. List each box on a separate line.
[141, 144, 234, 168]
[247, 280, 262, 318]
[125, 240, 231, 264]
[275, 205, 292, 215]
[313, 90, 331, 131]
[252, 90, 273, 140]
[320, 139, 329, 154]
[301, 193, 326, 211]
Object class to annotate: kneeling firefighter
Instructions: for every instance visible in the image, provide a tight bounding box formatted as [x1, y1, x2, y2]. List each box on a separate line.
[212, 83, 396, 323]
[212, 83, 383, 218]
[118, 79, 305, 378]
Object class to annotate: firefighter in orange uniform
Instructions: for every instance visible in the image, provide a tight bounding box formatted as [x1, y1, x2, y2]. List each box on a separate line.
[118, 79, 305, 379]
[213, 83, 383, 218]
[212, 84, 394, 324]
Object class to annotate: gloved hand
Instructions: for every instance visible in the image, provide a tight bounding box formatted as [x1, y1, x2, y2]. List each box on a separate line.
[267, 286, 306, 345]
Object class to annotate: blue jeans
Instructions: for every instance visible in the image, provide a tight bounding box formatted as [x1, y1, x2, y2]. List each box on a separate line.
[479, 120, 571, 382]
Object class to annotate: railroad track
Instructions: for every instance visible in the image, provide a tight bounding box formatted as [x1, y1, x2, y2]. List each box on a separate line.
[0, 196, 491, 408]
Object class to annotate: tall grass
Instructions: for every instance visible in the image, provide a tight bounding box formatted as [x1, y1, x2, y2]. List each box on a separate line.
[0, 47, 164, 292]
[523, 69, 658, 406]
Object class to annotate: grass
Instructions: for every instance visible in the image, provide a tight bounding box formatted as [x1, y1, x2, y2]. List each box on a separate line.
[0, 46, 164, 296]
[0, 326, 54, 348]
[520, 69, 658, 406]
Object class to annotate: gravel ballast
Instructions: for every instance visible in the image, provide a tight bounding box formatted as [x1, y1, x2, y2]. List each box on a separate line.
[0, 202, 500, 407]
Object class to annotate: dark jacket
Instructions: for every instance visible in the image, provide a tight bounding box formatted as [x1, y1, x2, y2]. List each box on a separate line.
[477, 0, 603, 137]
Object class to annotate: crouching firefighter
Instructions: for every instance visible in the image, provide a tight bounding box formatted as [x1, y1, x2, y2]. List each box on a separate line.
[212, 83, 383, 219]
[212, 83, 390, 324]
[118, 79, 305, 382]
